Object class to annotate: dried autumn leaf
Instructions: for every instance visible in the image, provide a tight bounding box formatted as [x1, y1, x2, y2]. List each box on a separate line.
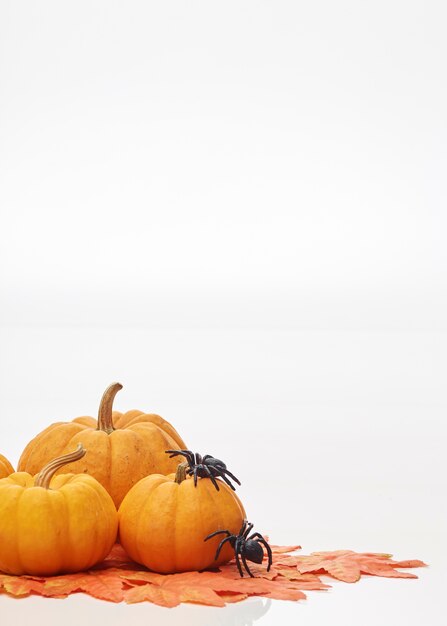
[387, 560, 427, 568]
[358, 552, 393, 558]
[263, 588, 307, 601]
[218, 592, 248, 603]
[186, 573, 308, 597]
[125, 581, 225, 607]
[294, 550, 426, 583]
[270, 544, 302, 554]
[1, 576, 45, 597]
[42, 572, 124, 602]
[274, 554, 305, 567]
[176, 586, 226, 607]
[96, 544, 134, 568]
[358, 563, 418, 579]
[0, 542, 426, 607]
[311, 550, 357, 558]
[218, 562, 279, 580]
[120, 570, 166, 586]
[125, 584, 180, 607]
[274, 569, 325, 583]
[275, 574, 330, 590]
[159, 570, 216, 587]
[324, 557, 362, 582]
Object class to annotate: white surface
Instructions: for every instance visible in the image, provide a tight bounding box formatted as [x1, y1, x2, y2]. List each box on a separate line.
[0, 0, 445, 624]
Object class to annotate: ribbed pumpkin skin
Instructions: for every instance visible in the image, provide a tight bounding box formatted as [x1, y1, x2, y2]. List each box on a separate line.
[18, 412, 187, 508]
[72, 410, 187, 448]
[0, 472, 118, 576]
[0, 454, 14, 478]
[111, 410, 186, 447]
[118, 474, 246, 574]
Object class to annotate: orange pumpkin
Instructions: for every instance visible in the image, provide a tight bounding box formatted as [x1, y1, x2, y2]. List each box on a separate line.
[18, 383, 187, 507]
[73, 409, 185, 445]
[0, 453, 14, 478]
[118, 463, 246, 574]
[0, 444, 117, 576]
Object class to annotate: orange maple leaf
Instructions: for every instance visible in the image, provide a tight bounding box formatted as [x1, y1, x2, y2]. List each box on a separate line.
[293, 551, 427, 583]
[42, 571, 124, 602]
[0, 542, 427, 607]
[270, 544, 302, 554]
[176, 586, 226, 607]
[218, 592, 249, 603]
[0, 576, 45, 597]
[124, 584, 180, 607]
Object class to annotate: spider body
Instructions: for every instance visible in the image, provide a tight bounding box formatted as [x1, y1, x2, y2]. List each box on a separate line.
[242, 538, 265, 564]
[165, 449, 241, 491]
[205, 520, 272, 577]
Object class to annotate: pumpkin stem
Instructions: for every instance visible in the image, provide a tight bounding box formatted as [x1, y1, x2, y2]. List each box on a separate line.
[34, 444, 86, 489]
[97, 382, 123, 434]
[175, 462, 189, 484]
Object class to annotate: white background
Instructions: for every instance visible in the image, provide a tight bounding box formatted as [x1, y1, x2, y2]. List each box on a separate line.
[0, 1, 445, 625]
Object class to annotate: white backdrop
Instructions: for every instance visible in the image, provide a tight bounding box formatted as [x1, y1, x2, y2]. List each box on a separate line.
[0, 2, 445, 625]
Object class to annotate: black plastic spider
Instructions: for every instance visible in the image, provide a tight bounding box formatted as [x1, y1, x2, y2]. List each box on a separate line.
[205, 520, 273, 578]
[165, 449, 241, 491]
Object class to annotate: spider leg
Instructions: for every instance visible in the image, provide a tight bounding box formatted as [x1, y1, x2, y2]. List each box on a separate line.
[204, 529, 231, 541]
[249, 532, 266, 540]
[261, 540, 273, 571]
[203, 465, 220, 491]
[238, 520, 247, 536]
[250, 536, 273, 571]
[165, 449, 193, 462]
[241, 553, 255, 578]
[235, 549, 244, 577]
[193, 465, 199, 487]
[185, 451, 197, 471]
[215, 470, 236, 490]
[243, 523, 254, 539]
[165, 450, 184, 459]
[213, 535, 233, 561]
[165, 450, 196, 472]
[195, 452, 203, 465]
[220, 467, 241, 486]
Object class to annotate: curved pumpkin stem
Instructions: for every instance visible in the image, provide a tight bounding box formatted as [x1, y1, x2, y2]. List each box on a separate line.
[97, 382, 123, 434]
[175, 462, 189, 484]
[34, 444, 86, 489]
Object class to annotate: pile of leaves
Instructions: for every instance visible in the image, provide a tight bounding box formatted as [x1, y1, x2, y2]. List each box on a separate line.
[0, 543, 426, 607]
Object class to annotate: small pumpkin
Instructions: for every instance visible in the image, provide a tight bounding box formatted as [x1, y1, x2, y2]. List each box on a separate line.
[0, 444, 117, 576]
[118, 463, 246, 574]
[0, 453, 14, 478]
[18, 383, 187, 507]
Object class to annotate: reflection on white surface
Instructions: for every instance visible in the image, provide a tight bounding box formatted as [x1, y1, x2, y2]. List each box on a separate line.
[0, 596, 272, 626]
[180, 598, 272, 626]
[219, 598, 270, 626]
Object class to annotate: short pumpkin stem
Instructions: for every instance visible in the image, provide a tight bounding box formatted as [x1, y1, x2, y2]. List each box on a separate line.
[175, 462, 189, 484]
[97, 382, 123, 434]
[34, 444, 86, 489]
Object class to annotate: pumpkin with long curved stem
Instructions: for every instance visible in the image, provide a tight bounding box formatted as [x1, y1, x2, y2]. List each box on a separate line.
[73, 408, 184, 444]
[0, 444, 117, 576]
[18, 383, 187, 507]
[0, 453, 14, 478]
[118, 462, 246, 574]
